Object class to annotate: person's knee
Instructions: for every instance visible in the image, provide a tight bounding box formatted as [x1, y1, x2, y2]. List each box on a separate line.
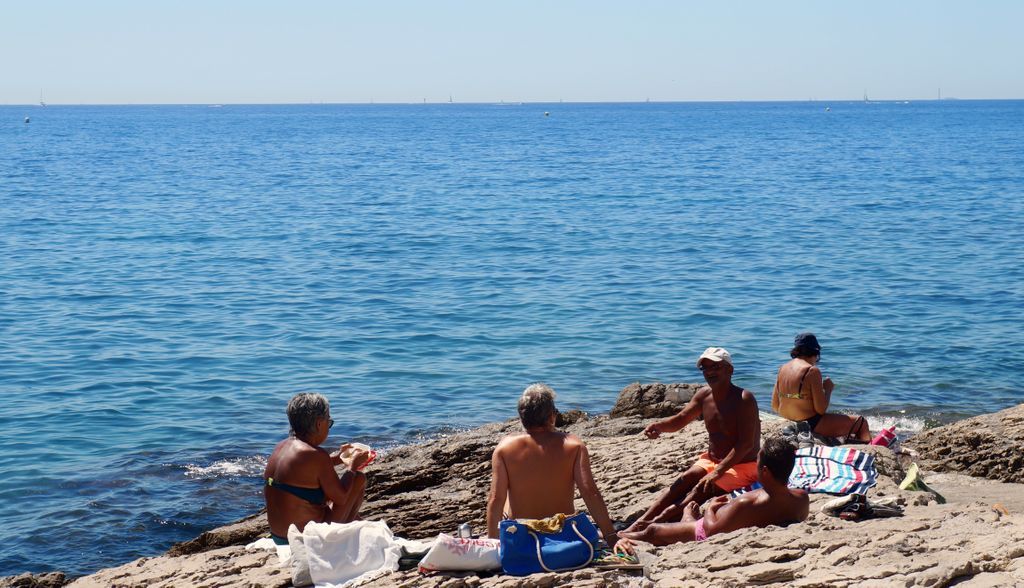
[667, 479, 686, 494]
[341, 470, 367, 495]
[665, 474, 693, 496]
[663, 481, 694, 505]
[351, 471, 367, 494]
[675, 468, 704, 488]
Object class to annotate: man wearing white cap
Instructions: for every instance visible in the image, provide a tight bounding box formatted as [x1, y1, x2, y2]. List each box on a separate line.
[622, 347, 761, 535]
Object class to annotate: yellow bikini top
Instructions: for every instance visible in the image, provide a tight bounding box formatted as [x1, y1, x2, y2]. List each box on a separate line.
[779, 366, 813, 400]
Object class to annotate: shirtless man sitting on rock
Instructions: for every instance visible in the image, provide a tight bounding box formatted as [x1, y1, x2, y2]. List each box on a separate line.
[486, 383, 621, 548]
[623, 347, 761, 533]
[620, 435, 809, 545]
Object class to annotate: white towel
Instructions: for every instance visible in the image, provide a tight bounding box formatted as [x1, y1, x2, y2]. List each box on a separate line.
[292, 520, 403, 588]
[245, 536, 292, 567]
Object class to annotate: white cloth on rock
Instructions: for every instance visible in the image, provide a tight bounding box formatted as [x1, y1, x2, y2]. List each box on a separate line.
[245, 536, 292, 567]
[290, 520, 403, 588]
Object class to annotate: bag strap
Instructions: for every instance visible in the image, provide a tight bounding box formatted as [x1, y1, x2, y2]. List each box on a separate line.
[526, 520, 595, 573]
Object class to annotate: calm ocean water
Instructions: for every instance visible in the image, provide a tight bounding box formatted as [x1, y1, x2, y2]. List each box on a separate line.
[1, 101, 1022, 576]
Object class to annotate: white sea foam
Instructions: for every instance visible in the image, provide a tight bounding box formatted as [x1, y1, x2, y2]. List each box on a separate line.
[866, 414, 928, 436]
[762, 409, 929, 437]
[184, 456, 267, 479]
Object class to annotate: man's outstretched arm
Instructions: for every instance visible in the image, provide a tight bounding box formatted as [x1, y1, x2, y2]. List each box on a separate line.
[644, 389, 706, 438]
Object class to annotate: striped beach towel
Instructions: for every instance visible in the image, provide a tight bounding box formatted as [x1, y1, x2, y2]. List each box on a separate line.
[729, 446, 877, 498]
[790, 446, 877, 494]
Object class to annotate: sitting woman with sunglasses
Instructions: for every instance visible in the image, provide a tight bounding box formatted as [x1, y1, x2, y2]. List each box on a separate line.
[771, 333, 871, 443]
[263, 392, 371, 545]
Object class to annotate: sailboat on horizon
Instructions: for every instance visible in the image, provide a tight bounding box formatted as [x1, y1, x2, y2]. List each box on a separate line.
[39, 90, 46, 107]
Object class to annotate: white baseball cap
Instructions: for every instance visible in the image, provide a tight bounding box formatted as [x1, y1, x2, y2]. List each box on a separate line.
[696, 347, 732, 368]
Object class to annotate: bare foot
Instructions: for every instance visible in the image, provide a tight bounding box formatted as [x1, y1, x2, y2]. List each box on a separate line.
[653, 502, 686, 524]
[623, 519, 651, 534]
[619, 527, 652, 543]
[681, 500, 699, 523]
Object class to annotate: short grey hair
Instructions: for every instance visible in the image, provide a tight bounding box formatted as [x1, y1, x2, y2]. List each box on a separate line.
[287, 393, 330, 437]
[518, 383, 557, 428]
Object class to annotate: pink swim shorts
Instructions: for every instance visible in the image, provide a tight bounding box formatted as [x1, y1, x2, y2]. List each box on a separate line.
[694, 517, 708, 542]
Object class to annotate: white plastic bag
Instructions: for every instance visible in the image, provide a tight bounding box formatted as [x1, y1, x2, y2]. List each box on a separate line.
[418, 533, 501, 573]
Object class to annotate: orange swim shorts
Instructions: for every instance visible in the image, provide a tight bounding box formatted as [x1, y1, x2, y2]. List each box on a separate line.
[693, 453, 758, 492]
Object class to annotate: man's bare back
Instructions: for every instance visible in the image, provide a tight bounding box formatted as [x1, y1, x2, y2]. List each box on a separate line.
[494, 431, 580, 519]
[703, 485, 808, 536]
[487, 384, 620, 547]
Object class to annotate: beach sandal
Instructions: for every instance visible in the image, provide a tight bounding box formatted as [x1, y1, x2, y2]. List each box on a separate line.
[821, 494, 859, 517]
[840, 496, 905, 521]
[824, 494, 869, 521]
[592, 549, 643, 570]
[865, 499, 904, 518]
[899, 463, 946, 504]
[796, 420, 814, 447]
[398, 548, 427, 571]
[839, 500, 867, 521]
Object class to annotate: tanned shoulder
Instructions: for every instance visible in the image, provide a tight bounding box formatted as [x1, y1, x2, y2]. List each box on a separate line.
[496, 433, 526, 452]
[564, 433, 583, 449]
[740, 388, 759, 406]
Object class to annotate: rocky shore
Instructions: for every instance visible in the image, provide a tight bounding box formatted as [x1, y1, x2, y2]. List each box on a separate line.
[6, 383, 1024, 588]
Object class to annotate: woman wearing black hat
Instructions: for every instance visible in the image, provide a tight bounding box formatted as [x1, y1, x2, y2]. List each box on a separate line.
[771, 333, 871, 443]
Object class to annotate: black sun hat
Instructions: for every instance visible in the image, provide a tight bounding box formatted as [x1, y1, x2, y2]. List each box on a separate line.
[794, 332, 821, 354]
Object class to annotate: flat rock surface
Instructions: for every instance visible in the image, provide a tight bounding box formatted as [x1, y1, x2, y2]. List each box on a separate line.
[649, 502, 1024, 588]
[11, 389, 1024, 587]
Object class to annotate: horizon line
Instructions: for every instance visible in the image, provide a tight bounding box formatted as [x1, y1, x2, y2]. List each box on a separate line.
[5, 97, 1021, 107]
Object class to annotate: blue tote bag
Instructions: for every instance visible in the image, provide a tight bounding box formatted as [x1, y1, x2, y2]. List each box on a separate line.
[498, 511, 600, 576]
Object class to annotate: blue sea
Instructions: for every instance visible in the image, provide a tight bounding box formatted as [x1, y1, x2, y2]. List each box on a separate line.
[1, 100, 1022, 577]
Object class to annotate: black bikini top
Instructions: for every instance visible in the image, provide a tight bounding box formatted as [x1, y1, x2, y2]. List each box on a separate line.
[265, 477, 326, 505]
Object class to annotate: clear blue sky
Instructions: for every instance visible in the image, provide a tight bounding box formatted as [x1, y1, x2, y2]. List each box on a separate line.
[2, 1, 1021, 104]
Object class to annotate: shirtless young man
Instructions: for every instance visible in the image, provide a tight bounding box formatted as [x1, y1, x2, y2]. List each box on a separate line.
[623, 347, 761, 533]
[486, 383, 621, 548]
[619, 435, 808, 545]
